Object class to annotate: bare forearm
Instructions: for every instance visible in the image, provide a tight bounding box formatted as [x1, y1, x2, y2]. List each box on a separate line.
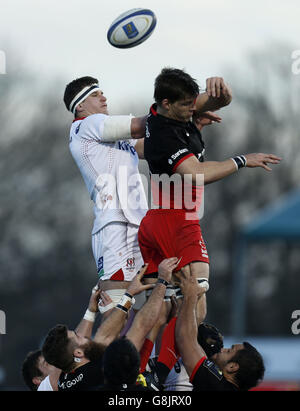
[196, 92, 232, 114]
[176, 294, 198, 348]
[75, 291, 100, 338]
[177, 157, 237, 186]
[93, 308, 127, 346]
[202, 159, 237, 185]
[177, 153, 281, 186]
[176, 294, 206, 376]
[126, 283, 166, 351]
[75, 319, 94, 338]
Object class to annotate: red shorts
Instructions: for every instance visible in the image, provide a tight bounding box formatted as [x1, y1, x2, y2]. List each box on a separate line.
[138, 209, 209, 276]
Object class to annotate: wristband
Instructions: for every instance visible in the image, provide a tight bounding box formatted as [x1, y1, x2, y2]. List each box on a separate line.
[83, 309, 97, 322]
[157, 278, 170, 287]
[231, 155, 247, 170]
[116, 292, 136, 314]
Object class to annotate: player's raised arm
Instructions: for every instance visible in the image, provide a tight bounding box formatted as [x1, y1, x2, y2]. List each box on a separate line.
[175, 268, 207, 378]
[176, 153, 282, 186]
[97, 115, 147, 142]
[93, 265, 153, 347]
[75, 284, 102, 338]
[126, 258, 179, 351]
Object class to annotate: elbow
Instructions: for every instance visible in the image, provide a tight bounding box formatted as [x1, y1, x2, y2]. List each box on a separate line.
[224, 95, 232, 107]
[221, 89, 233, 107]
[131, 117, 146, 139]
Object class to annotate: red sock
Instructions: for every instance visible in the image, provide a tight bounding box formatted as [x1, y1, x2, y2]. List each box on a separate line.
[157, 317, 180, 370]
[139, 338, 154, 373]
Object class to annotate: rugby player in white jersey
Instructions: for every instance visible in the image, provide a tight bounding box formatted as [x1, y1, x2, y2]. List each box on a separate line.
[63, 76, 150, 315]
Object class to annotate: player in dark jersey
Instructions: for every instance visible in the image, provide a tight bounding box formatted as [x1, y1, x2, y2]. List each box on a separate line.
[175, 268, 265, 391]
[98, 337, 150, 391]
[22, 281, 107, 391]
[41, 265, 153, 391]
[42, 259, 176, 391]
[139, 67, 281, 321]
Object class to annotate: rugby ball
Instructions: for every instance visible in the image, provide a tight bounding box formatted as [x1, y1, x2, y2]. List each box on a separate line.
[107, 8, 157, 49]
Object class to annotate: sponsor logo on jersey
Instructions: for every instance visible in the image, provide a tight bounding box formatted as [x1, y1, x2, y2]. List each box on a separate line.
[126, 257, 135, 268]
[168, 148, 189, 165]
[59, 373, 84, 390]
[118, 141, 136, 155]
[203, 359, 223, 380]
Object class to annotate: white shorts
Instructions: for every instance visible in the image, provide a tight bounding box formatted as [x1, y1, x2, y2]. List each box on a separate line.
[92, 222, 144, 281]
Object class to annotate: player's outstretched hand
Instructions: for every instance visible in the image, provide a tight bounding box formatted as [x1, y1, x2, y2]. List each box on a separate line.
[126, 264, 153, 296]
[245, 153, 282, 171]
[158, 257, 179, 283]
[193, 110, 222, 131]
[198, 111, 222, 123]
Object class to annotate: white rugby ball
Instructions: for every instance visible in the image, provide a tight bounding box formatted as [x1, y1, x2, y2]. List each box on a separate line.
[107, 8, 157, 49]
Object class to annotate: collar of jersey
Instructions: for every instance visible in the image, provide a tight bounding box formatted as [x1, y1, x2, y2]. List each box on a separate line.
[73, 116, 87, 123]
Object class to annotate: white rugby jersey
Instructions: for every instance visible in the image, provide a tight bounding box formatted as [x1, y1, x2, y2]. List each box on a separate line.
[69, 113, 148, 234]
[37, 375, 53, 391]
[164, 358, 193, 391]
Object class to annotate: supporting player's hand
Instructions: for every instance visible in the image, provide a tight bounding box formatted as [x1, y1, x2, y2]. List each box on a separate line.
[98, 290, 114, 314]
[174, 266, 207, 299]
[158, 257, 179, 283]
[88, 284, 102, 313]
[126, 264, 153, 296]
[245, 153, 282, 171]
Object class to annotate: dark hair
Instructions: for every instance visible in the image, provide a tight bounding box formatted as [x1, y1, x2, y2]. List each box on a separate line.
[103, 337, 140, 385]
[63, 76, 99, 113]
[230, 342, 265, 391]
[154, 67, 199, 105]
[21, 349, 43, 391]
[42, 324, 75, 373]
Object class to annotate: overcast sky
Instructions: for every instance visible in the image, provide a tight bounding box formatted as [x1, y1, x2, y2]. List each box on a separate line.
[0, 0, 299, 109]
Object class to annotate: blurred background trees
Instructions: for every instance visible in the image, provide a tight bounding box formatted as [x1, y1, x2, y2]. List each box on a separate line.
[0, 43, 299, 389]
